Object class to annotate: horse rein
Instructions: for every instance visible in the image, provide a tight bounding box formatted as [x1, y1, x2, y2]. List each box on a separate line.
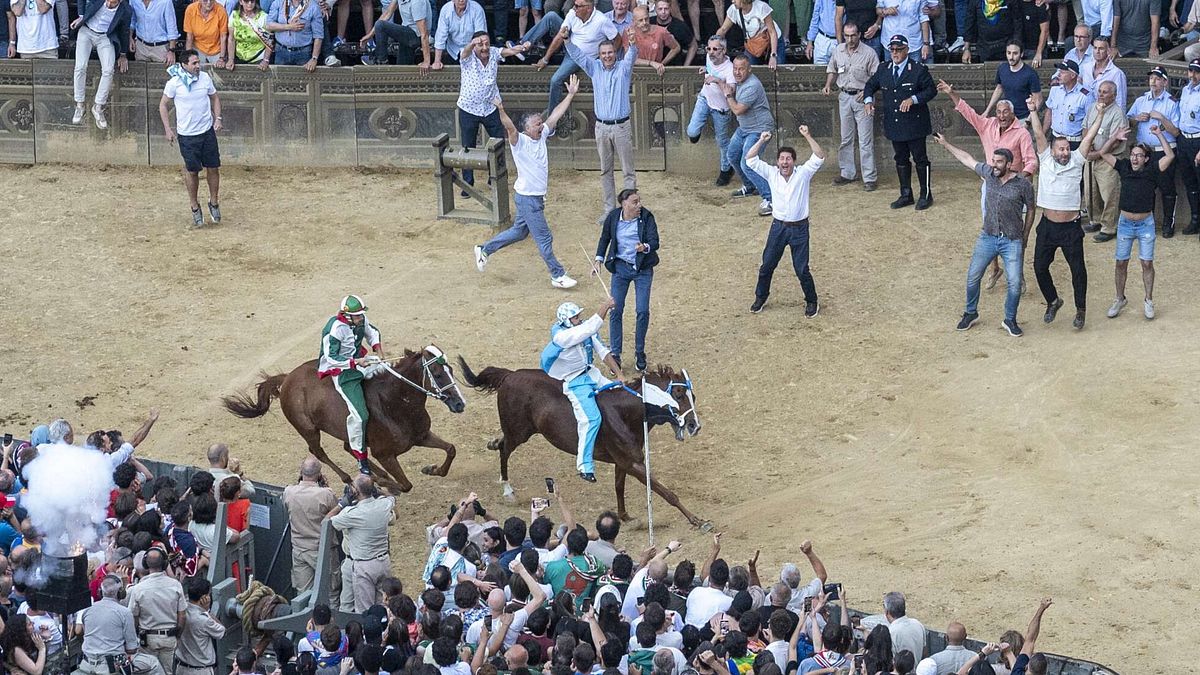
[382, 352, 463, 401]
[666, 369, 700, 430]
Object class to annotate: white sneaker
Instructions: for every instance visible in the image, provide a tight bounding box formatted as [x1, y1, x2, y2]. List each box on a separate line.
[72, 104, 85, 125]
[551, 275, 577, 289]
[324, 54, 341, 67]
[1106, 297, 1127, 318]
[474, 245, 488, 272]
[92, 104, 108, 130]
[758, 199, 772, 216]
[948, 36, 966, 53]
[1144, 299, 1155, 320]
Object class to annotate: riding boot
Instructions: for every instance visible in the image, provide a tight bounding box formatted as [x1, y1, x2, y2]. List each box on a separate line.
[357, 455, 371, 475]
[1162, 194, 1177, 238]
[891, 164, 914, 209]
[1182, 191, 1200, 235]
[915, 164, 933, 210]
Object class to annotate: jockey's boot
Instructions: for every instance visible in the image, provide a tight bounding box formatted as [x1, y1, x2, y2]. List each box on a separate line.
[578, 471, 597, 483]
[357, 451, 371, 475]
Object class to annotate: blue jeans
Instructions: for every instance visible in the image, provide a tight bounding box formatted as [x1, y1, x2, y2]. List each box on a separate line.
[374, 20, 421, 64]
[726, 127, 772, 200]
[965, 233, 1023, 322]
[521, 11, 562, 45]
[458, 107, 505, 185]
[954, 0, 967, 35]
[609, 260, 653, 358]
[687, 97, 735, 171]
[1116, 213, 1156, 261]
[547, 52, 581, 112]
[563, 374, 601, 473]
[274, 44, 313, 65]
[481, 194, 567, 278]
[756, 219, 816, 302]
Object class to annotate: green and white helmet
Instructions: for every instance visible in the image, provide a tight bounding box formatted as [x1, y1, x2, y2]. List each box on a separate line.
[340, 295, 368, 316]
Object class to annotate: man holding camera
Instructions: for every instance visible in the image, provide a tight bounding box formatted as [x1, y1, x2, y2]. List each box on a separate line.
[327, 475, 395, 613]
[79, 575, 166, 675]
[284, 456, 339, 595]
[126, 550, 187, 675]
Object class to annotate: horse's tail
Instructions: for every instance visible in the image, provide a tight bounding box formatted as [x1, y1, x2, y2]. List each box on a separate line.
[221, 373, 287, 418]
[457, 356, 512, 394]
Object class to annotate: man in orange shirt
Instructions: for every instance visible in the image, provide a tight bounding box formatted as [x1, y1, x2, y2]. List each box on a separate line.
[183, 0, 228, 64]
[623, 5, 678, 74]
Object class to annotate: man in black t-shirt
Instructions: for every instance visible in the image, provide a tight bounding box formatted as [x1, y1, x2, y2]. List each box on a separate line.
[1100, 124, 1175, 320]
[835, 0, 881, 56]
[654, 0, 695, 64]
[1019, 0, 1048, 66]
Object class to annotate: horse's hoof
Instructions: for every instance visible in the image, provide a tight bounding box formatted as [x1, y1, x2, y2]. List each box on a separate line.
[618, 512, 633, 522]
[487, 438, 502, 451]
[697, 520, 714, 533]
[421, 465, 436, 476]
[501, 481, 516, 502]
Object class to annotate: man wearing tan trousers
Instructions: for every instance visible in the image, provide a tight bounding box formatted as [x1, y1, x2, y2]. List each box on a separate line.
[126, 550, 186, 675]
[1084, 80, 1129, 242]
[284, 456, 339, 595]
[328, 474, 395, 613]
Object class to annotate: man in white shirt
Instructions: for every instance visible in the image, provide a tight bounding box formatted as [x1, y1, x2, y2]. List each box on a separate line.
[883, 592, 926, 661]
[10, 0, 57, 57]
[687, 35, 737, 186]
[528, 0, 619, 112]
[684, 559, 733, 627]
[1080, 36, 1126, 110]
[159, 49, 223, 230]
[474, 75, 580, 289]
[746, 126, 827, 319]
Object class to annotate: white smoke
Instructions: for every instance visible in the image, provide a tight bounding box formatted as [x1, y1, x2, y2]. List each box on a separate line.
[23, 443, 116, 557]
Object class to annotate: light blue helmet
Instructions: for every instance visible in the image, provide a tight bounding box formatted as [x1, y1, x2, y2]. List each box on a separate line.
[556, 302, 583, 326]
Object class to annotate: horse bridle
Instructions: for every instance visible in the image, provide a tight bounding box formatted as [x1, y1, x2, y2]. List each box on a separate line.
[383, 349, 464, 401]
[666, 368, 700, 430]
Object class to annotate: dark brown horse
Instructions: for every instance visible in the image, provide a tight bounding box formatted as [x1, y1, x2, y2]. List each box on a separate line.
[456, 357, 707, 527]
[222, 346, 466, 492]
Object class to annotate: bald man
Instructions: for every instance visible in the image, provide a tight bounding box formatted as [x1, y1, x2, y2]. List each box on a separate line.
[929, 622, 972, 674]
[505, 644, 530, 670]
[283, 456, 338, 593]
[327, 475, 396, 612]
[206, 443, 255, 498]
[621, 542, 682, 620]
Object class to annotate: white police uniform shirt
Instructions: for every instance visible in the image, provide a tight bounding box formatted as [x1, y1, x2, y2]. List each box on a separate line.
[1179, 81, 1200, 136]
[1128, 89, 1180, 149]
[543, 314, 613, 385]
[1046, 82, 1093, 139]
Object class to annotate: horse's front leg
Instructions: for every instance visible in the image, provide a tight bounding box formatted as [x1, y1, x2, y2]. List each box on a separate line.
[370, 445, 415, 493]
[614, 466, 632, 521]
[415, 430, 457, 477]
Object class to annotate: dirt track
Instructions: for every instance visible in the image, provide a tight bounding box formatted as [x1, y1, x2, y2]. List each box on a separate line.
[2, 162, 1197, 672]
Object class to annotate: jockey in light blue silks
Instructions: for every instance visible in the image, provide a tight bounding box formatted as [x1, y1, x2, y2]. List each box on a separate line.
[541, 299, 626, 483]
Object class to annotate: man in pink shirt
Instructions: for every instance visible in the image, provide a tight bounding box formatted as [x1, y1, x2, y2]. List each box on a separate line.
[937, 78, 1038, 177]
[623, 5, 679, 73]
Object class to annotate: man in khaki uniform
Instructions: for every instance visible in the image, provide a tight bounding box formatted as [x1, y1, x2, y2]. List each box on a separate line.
[126, 549, 187, 675]
[1084, 79, 1129, 241]
[283, 456, 338, 594]
[327, 475, 394, 613]
[174, 577, 226, 675]
[822, 20, 881, 190]
[79, 576, 166, 675]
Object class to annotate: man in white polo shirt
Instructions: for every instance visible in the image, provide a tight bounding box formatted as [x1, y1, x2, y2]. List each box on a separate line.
[9, 0, 58, 58]
[158, 49, 224, 229]
[474, 75, 580, 289]
[745, 125, 827, 319]
[526, 0, 618, 112]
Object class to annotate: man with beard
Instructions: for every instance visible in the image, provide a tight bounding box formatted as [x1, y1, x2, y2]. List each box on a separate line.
[983, 42, 1042, 122]
[1026, 94, 1106, 329]
[1126, 67, 1181, 237]
[935, 134, 1035, 337]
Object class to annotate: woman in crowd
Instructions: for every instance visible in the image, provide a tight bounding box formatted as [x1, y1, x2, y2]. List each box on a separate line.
[715, 0, 780, 67]
[2, 615, 46, 675]
[226, 0, 272, 71]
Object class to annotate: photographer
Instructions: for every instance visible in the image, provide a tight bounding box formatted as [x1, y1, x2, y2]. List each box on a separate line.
[327, 475, 395, 613]
[283, 457, 338, 595]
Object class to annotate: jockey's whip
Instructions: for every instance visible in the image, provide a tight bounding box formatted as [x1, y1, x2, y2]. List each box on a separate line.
[578, 244, 611, 297]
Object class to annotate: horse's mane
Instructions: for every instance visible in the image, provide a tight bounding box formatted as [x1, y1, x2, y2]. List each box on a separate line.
[630, 365, 679, 388]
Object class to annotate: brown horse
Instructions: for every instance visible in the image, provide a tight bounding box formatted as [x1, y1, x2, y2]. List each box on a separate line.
[222, 346, 466, 492]
[456, 357, 707, 528]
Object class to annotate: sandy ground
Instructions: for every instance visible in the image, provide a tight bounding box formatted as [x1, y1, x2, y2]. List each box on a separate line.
[1, 160, 1196, 672]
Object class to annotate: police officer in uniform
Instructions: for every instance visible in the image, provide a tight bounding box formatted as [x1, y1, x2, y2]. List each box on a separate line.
[1128, 67, 1182, 237]
[1177, 59, 1200, 237]
[1043, 60, 1094, 150]
[79, 576, 166, 675]
[863, 34, 938, 210]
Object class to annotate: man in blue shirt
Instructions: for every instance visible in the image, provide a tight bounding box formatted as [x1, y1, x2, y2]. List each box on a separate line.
[360, 0, 431, 68]
[985, 43, 1041, 120]
[431, 0, 485, 67]
[567, 36, 638, 217]
[130, 0, 178, 62]
[1177, 58, 1200, 236]
[1043, 59, 1093, 148]
[594, 188, 660, 372]
[804, 0, 836, 64]
[1128, 66, 1182, 236]
[265, 0, 325, 69]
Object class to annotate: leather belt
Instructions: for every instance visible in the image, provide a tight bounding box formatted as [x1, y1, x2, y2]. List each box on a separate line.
[818, 30, 835, 39]
[840, 88, 861, 94]
[175, 657, 217, 669]
[349, 553, 388, 562]
[712, 108, 730, 114]
[276, 42, 312, 51]
[776, 218, 809, 226]
[596, 116, 630, 125]
[138, 38, 171, 46]
[142, 629, 175, 636]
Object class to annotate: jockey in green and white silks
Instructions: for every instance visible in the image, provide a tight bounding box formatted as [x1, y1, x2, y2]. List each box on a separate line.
[540, 300, 624, 483]
[317, 294, 386, 475]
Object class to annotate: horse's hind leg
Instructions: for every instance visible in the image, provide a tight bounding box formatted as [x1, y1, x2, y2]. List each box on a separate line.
[370, 446, 415, 493]
[415, 430, 457, 477]
[304, 431, 353, 485]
